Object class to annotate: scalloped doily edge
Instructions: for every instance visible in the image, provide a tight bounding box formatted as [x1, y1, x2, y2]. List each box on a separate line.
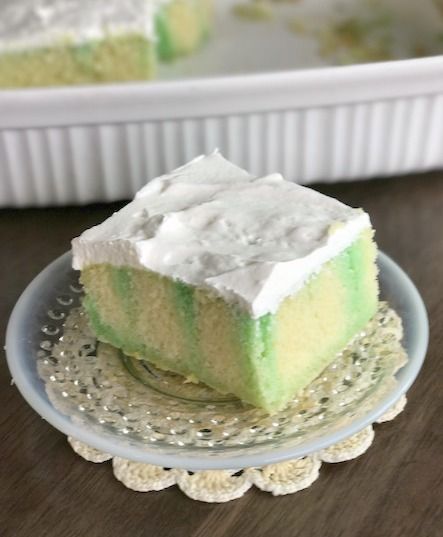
[67, 394, 407, 502]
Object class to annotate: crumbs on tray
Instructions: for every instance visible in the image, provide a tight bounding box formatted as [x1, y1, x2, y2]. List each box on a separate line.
[232, 1, 274, 21]
[233, 0, 440, 64]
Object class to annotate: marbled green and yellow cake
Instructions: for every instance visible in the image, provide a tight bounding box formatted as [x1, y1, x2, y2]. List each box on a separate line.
[72, 153, 379, 413]
[0, 0, 213, 88]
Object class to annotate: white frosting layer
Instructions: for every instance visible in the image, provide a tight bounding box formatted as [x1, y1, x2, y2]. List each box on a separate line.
[0, 0, 171, 53]
[72, 152, 372, 318]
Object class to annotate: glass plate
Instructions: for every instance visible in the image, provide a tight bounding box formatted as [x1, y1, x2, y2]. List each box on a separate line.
[5, 251, 428, 470]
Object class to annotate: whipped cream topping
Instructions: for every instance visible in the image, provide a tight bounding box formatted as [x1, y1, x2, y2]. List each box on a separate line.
[0, 0, 169, 53]
[72, 152, 372, 318]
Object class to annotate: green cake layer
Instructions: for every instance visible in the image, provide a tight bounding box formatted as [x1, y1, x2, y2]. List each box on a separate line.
[80, 229, 378, 413]
[156, 0, 213, 60]
[0, 0, 212, 88]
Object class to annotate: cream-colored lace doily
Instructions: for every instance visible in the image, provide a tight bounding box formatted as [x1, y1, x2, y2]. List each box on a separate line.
[67, 394, 406, 503]
[39, 302, 407, 462]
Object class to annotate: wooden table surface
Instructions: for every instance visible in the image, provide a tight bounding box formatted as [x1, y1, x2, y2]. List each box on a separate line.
[1, 172, 442, 537]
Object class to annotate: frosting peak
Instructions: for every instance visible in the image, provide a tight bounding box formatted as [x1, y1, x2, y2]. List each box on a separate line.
[72, 152, 371, 317]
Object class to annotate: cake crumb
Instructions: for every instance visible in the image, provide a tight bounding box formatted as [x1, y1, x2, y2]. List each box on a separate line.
[184, 374, 200, 384]
[287, 17, 306, 35]
[232, 1, 274, 21]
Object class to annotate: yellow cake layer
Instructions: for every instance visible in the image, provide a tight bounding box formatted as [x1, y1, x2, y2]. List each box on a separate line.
[81, 229, 378, 412]
[0, 35, 155, 88]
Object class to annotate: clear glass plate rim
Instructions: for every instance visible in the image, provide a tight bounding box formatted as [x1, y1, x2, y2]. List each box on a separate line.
[5, 250, 429, 470]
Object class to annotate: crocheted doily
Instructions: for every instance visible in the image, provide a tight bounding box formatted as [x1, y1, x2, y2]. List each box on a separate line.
[36, 285, 409, 502]
[67, 394, 407, 503]
[38, 301, 407, 462]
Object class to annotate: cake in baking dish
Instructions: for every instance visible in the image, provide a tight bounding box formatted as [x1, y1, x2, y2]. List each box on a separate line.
[0, 0, 213, 88]
[72, 152, 379, 413]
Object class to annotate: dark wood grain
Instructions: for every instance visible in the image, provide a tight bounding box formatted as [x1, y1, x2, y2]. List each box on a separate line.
[1, 172, 442, 537]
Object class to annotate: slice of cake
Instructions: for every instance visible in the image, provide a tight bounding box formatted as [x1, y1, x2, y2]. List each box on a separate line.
[156, 0, 213, 61]
[72, 152, 378, 413]
[0, 0, 212, 88]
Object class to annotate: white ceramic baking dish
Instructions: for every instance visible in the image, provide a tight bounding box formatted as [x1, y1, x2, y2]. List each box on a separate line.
[1, 0, 443, 207]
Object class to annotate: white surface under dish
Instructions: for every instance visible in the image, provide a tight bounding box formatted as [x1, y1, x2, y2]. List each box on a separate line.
[5, 251, 428, 470]
[1, 0, 443, 206]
